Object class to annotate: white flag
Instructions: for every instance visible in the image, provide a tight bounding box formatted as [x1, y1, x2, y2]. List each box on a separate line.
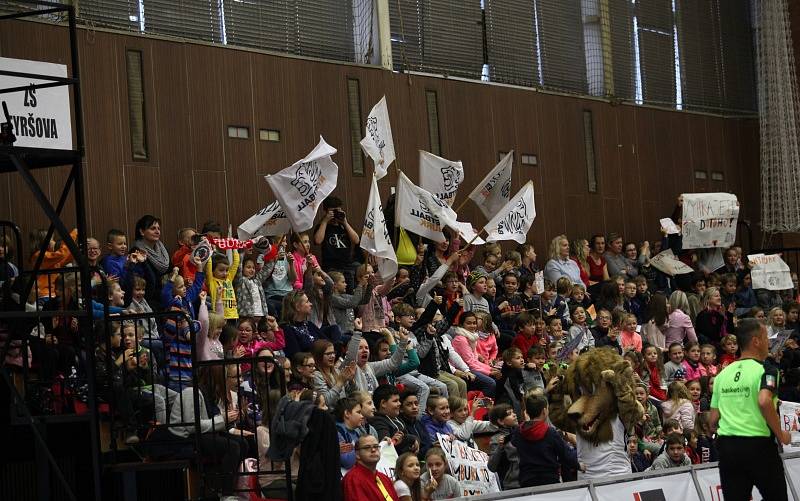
[361, 176, 398, 281]
[238, 200, 292, 240]
[419, 150, 464, 206]
[483, 181, 536, 244]
[468, 151, 513, 218]
[359, 95, 396, 180]
[265, 136, 339, 232]
[395, 171, 458, 243]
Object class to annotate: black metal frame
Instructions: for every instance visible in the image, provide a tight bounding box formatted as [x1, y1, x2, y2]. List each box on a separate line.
[0, 2, 101, 501]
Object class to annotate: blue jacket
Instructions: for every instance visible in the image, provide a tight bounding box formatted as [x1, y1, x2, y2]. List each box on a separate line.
[100, 254, 128, 281]
[336, 422, 360, 471]
[420, 414, 453, 442]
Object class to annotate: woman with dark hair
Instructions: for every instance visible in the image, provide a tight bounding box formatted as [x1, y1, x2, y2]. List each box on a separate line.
[132, 215, 170, 308]
[641, 293, 669, 351]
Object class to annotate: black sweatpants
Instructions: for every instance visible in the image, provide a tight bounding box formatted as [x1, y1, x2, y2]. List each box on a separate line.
[717, 436, 787, 501]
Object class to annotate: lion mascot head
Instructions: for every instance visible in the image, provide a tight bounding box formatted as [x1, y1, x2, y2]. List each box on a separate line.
[549, 348, 643, 445]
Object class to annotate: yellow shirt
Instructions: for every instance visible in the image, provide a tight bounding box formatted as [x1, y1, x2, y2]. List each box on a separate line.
[206, 250, 240, 320]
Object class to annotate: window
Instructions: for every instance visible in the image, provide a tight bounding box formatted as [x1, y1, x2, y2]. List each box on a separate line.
[126, 50, 148, 161]
[711, 171, 724, 181]
[259, 129, 281, 142]
[521, 153, 538, 166]
[227, 126, 249, 139]
[347, 78, 364, 176]
[425, 90, 441, 156]
[582, 110, 598, 193]
[694, 170, 707, 180]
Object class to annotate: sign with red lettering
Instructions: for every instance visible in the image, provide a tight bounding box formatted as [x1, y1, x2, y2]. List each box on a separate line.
[436, 433, 500, 496]
[681, 193, 739, 249]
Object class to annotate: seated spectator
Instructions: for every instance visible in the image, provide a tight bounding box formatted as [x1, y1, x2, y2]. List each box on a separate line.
[512, 394, 580, 487]
[628, 435, 650, 472]
[646, 433, 691, 470]
[334, 397, 364, 473]
[369, 384, 419, 455]
[447, 396, 496, 448]
[420, 395, 453, 440]
[341, 435, 399, 501]
[394, 452, 424, 501]
[488, 403, 520, 490]
[661, 381, 695, 431]
[420, 447, 462, 499]
[398, 390, 432, 457]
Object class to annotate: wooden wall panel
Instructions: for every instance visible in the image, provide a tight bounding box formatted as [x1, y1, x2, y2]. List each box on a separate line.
[0, 19, 762, 262]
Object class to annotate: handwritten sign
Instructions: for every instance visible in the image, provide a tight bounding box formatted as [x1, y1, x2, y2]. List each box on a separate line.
[780, 401, 800, 453]
[650, 249, 694, 276]
[436, 434, 500, 496]
[660, 218, 680, 235]
[681, 193, 739, 249]
[748, 253, 793, 291]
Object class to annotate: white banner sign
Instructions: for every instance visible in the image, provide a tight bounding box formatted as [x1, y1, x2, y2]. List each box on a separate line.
[660, 217, 681, 235]
[237, 200, 292, 240]
[780, 401, 800, 454]
[0, 57, 73, 150]
[483, 181, 536, 244]
[395, 171, 458, 243]
[420, 150, 464, 206]
[650, 249, 695, 276]
[265, 137, 339, 232]
[361, 176, 398, 281]
[359, 95, 395, 180]
[594, 472, 701, 501]
[694, 464, 790, 501]
[375, 441, 399, 480]
[468, 151, 514, 219]
[452, 221, 485, 246]
[437, 433, 500, 496]
[681, 193, 739, 249]
[749, 253, 793, 291]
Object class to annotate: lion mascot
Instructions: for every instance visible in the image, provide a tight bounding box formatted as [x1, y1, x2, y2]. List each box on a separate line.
[548, 348, 643, 479]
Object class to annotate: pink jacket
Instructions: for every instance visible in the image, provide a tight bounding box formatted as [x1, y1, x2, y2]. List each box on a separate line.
[620, 330, 643, 352]
[476, 333, 499, 363]
[665, 309, 698, 346]
[661, 398, 695, 431]
[291, 251, 319, 290]
[681, 359, 704, 382]
[451, 328, 493, 376]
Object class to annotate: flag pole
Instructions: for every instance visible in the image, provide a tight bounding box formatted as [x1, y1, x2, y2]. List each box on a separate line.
[460, 228, 487, 253]
[453, 197, 470, 213]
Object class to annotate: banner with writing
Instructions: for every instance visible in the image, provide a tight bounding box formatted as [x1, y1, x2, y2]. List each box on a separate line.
[238, 200, 292, 240]
[395, 171, 458, 243]
[780, 401, 800, 453]
[436, 433, 500, 496]
[681, 193, 739, 249]
[265, 137, 339, 232]
[420, 150, 464, 206]
[650, 249, 695, 276]
[359, 95, 396, 180]
[483, 181, 536, 244]
[375, 441, 399, 480]
[748, 253, 793, 291]
[0, 57, 73, 150]
[595, 472, 701, 501]
[468, 151, 514, 218]
[361, 175, 398, 281]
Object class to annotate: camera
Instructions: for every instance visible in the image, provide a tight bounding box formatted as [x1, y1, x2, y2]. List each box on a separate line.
[334, 209, 345, 221]
[190, 233, 205, 245]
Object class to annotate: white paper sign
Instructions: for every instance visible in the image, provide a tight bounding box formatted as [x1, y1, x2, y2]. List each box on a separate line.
[660, 217, 681, 235]
[0, 57, 73, 150]
[375, 441, 399, 480]
[749, 253, 793, 291]
[594, 472, 701, 501]
[452, 221, 485, 246]
[419, 150, 464, 206]
[395, 171, 458, 243]
[237, 200, 292, 240]
[484, 181, 536, 244]
[437, 433, 500, 496]
[694, 464, 789, 501]
[361, 176, 398, 281]
[359, 95, 395, 180]
[650, 249, 695, 276]
[681, 193, 739, 249]
[468, 151, 514, 219]
[780, 401, 800, 453]
[265, 136, 339, 232]
[534, 270, 545, 295]
[784, 457, 800, 498]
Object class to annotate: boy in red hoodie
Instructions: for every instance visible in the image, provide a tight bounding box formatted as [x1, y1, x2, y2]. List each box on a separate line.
[511, 393, 581, 487]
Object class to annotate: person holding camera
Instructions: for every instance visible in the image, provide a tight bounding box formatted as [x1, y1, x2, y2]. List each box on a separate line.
[313, 196, 360, 291]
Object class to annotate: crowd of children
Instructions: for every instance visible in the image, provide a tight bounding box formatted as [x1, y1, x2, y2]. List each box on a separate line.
[3, 200, 800, 501]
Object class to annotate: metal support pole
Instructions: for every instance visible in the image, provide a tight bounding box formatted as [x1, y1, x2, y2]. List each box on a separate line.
[598, 0, 615, 97]
[376, 0, 393, 70]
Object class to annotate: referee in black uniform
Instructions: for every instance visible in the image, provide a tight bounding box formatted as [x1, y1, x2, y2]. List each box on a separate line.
[710, 318, 791, 501]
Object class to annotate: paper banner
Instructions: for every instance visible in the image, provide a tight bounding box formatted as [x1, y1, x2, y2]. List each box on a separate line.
[436, 434, 500, 496]
[749, 253, 793, 290]
[681, 193, 739, 249]
[650, 249, 694, 276]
